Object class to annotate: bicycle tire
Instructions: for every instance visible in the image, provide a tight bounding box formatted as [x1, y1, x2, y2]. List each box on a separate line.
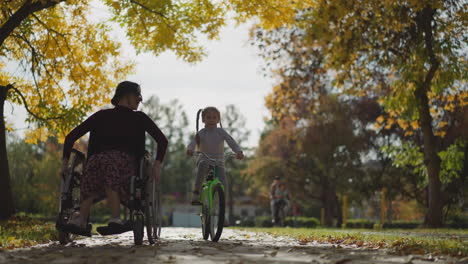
[210, 184, 225, 242]
[201, 187, 210, 240]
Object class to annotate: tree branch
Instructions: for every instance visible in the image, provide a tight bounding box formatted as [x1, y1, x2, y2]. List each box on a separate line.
[0, 0, 65, 47]
[129, 0, 177, 33]
[8, 85, 67, 121]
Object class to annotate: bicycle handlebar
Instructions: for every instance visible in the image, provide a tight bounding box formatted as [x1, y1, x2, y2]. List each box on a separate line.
[195, 151, 236, 163]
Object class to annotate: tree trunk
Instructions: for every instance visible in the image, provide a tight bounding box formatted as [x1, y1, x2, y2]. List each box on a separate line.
[0, 85, 15, 219]
[387, 198, 393, 223]
[334, 194, 342, 228]
[416, 7, 443, 228]
[417, 83, 443, 227]
[321, 177, 336, 227]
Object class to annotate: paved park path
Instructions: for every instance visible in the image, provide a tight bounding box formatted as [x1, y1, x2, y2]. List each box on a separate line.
[1, 228, 466, 264]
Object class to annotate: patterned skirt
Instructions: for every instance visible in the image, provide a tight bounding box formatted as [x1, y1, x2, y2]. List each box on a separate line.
[80, 150, 137, 201]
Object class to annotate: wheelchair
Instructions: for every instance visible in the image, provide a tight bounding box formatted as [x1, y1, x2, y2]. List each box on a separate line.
[55, 149, 162, 245]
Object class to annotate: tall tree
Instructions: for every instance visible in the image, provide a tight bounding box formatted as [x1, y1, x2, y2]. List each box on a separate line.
[140, 95, 193, 199]
[0, 0, 286, 219]
[250, 0, 467, 227]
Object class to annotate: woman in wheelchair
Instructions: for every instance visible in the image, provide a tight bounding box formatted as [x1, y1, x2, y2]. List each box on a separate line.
[60, 81, 168, 236]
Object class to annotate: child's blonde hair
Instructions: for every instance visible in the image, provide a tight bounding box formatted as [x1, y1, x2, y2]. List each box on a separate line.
[196, 106, 223, 146]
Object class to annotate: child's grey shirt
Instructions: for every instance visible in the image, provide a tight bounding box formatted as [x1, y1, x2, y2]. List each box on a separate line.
[187, 127, 242, 160]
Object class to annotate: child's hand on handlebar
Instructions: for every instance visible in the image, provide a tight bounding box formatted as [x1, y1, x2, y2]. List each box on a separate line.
[236, 151, 244, 160]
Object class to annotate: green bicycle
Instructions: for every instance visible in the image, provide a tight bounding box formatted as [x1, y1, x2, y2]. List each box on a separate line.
[196, 151, 235, 242]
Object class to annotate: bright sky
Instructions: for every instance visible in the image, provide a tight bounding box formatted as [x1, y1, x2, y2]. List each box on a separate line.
[5, 3, 274, 148]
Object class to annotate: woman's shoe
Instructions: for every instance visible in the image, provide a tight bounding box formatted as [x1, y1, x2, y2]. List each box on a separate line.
[63, 222, 92, 237]
[97, 219, 131, 235]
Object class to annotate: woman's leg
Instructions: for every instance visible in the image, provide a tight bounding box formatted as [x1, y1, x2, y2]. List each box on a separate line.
[78, 196, 95, 227]
[105, 187, 120, 220]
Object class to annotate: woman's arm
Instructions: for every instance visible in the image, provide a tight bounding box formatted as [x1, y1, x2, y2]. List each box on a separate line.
[62, 112, 99, 160]
[61, 112, 98, 178]
[141, 113, 168, 162]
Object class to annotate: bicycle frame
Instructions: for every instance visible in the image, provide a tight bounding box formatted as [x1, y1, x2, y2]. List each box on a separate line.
[200, 165, 223, 215]
[196, 152, 233, 208]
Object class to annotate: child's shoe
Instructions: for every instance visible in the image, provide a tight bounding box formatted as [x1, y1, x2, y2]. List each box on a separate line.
[191, 191, 202, 206]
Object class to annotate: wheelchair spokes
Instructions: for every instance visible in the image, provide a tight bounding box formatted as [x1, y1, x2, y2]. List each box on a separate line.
[56, 149, 163, 246]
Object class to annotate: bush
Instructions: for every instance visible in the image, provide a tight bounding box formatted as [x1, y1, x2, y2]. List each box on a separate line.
[344, 219, 375, 229]
[285, 217, 319, 228]
[255, 216, 273, 227]
[445, 211, 468, 229]
[344, 219, 422, 229]
[382, 220, 421, 229]
[254, 216, 319, 228]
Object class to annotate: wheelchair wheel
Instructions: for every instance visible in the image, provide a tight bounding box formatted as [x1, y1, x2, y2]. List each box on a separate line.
[58, 230, 72, 245]
[56, 149, 85, 245]
[154, 180, 163, 238]
[133, 213, 144, 245]
[210, 184, 225, 242]
[145, 179, 159, 244]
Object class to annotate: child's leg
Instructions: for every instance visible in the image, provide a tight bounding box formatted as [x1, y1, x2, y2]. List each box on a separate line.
[217, 166, 228, 199]
[194, 160, 210, 193]
[217, 167, 230, 225]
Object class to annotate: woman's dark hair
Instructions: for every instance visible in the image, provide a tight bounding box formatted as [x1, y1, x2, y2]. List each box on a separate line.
[195, 107, 223, 146]
[111, 81, 141, 106]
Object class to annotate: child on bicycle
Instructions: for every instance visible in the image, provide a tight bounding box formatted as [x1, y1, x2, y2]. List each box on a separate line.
[186, 106, 244, 205]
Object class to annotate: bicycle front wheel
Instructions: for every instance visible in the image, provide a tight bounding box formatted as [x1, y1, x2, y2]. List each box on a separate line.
[201, 189, 210, 240]
[210, 184, 225, 242]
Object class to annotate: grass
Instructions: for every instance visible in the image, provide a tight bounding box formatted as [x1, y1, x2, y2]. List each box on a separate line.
[0, 215, 58, 249]
[0, 213, 111, 250]
[235, 227, 468, 257]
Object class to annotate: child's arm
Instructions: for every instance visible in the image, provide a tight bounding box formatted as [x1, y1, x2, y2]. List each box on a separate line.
[220, 128, 243, 159]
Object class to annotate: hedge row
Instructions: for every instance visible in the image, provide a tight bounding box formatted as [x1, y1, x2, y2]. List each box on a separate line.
[240, 216, 467, 229]
[343, 219, 423, 229]
[254, 216, 320, 228]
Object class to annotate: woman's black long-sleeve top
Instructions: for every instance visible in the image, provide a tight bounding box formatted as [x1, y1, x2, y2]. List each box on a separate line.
[63, 105, 168, 162]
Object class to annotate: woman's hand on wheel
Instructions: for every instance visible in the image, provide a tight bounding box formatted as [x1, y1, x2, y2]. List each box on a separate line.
[60, 158, 68, 179]
[152, 160, 162, 182]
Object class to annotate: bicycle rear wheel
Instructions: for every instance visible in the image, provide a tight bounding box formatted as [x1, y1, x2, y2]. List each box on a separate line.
[210, 184, 225, 242]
